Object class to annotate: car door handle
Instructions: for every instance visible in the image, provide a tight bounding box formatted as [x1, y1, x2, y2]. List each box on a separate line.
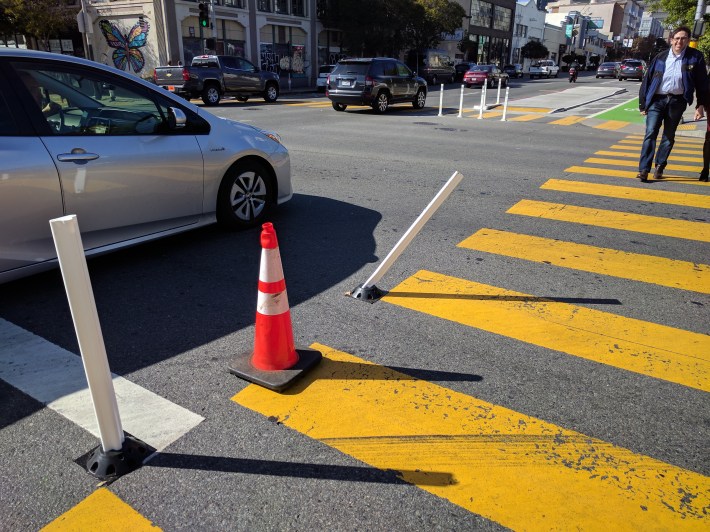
[57, 149, 100, 162]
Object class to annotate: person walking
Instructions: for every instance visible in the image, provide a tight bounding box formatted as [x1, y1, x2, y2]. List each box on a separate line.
[637, 26, 708, 182]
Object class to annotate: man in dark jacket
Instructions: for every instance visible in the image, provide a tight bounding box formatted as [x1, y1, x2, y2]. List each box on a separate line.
[637, 26, 708, 182]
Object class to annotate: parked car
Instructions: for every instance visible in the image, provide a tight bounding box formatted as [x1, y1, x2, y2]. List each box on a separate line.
[455, 61, 476, 82]
[618, 59, 646, 81]
[153, 54, 280, 105]
[0, 48, 293, 284]
[463, 65, 509, 88]
[528, 60, 560, 79]
[502, 64, 524, 79]
[405, 49, 455, 85]
[326, 57, 427, 113]
[596, 62, 619, 78]
[316, 64, 335, 92]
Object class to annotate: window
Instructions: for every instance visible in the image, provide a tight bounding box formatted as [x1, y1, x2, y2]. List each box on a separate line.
[493, 6, 511, 32]
[470, 0, 492, 28]
[257, 0, 271, 11]
[14, 64, 175, 136]
[292, 0, 305, 16]
[0, 89, 18, 136]
[396, 62, 412, 77]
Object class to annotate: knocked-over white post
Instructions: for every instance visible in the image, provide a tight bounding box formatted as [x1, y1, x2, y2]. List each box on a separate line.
[501, 86, 510, 121]
[457, 85, 464, 118]
[349, 171, 464, 302]
[49, 215, 124, 453]
[438, 84, 444, 116]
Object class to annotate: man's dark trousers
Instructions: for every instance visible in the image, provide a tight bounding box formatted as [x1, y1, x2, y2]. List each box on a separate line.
[639, 93, 687, 173]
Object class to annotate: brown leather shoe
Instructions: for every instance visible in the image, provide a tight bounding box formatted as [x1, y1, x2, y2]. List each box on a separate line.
[636, 170, 649, 182]
[653, 166, 664, 180]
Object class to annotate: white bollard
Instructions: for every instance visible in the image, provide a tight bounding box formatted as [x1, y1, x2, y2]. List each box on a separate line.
[496, 78, 502, 104]
[478, 84, 486, 119]
[49, 215, 124, 453]
[438, 84, 444, 116]
[457, 84, 464, 118]
[350, 171, 464, 301]
[501, 86, 510, 121]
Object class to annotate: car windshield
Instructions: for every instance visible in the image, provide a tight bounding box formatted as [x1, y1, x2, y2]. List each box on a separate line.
[624, 61, 642, 66]
[332, 62, 370, 75]
[319, 65, 333, 74]
[600, 63, 616, 67]
[469, 65, 492, 72]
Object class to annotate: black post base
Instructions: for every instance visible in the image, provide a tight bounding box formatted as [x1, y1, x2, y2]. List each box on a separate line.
[348, 284, 386, 303]
[85, 433, 153, 481]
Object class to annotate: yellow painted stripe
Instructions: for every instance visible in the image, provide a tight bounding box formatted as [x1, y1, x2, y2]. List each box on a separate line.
[505, 106, 550, 113]
[585, 157, 701, 172]
[508, 114, 543, 122]
[541, 178, 710, 209]
[41, 488, 160, 531]
[625, 134, 703, 145]
[609, 144, 641, 151]
[593, 120, 628, 130]
[458, 228, 710, 294]
[619, 139, 701, 149]
[549, 115, 585, 125]
[565, 165, 710, 186]
[595, 150, 702, 163]
[483, 111, 503, 118]
[507, 199, 710, 242]
[386, 270, 710, 390]
[604, 144, 701, 156]
[233, 343, 710, 530]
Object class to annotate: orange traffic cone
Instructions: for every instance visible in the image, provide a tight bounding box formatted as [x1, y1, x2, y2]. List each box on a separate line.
[228, 223, 321, 391]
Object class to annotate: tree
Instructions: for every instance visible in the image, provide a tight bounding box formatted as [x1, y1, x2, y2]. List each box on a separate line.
[1, 0, 76, 50]
[645, 0, 710, 60]
[521, 40, 549, 60]
[317, 0, 464, 57]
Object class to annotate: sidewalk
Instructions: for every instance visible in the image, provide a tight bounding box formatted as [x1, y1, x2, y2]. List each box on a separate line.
[509, 85, 706, 138]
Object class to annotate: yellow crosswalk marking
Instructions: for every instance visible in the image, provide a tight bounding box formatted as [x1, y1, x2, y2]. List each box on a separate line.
[565, 166, 709, 185]
[619, 139, 701, 149]
[507, 199, 710, 241]
[233, 343, 710, 530]
[384, 271, 710, 390]
[549, 116, 585, 125]
[541, 179, 710, 208]
[41, 488, 160, 531]
[594, 150, 702, 162]
[585, 157, 702, 172]
[609, 144, 641, 151]
[593, 120, 628, 130]
[625, 134, 703, 145]
[458, 228, 710, 293]
[508, 114, 543, 122]
[505, 106, 550, 113]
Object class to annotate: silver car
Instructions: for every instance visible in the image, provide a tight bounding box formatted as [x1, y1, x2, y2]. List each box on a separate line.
[0, 49, 292, 284]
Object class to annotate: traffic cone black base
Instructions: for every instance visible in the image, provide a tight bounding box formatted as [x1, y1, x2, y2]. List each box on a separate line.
[228, 346, 322, 392]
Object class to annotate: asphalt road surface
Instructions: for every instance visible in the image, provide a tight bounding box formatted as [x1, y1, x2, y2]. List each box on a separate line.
[1, 75, 708, 531]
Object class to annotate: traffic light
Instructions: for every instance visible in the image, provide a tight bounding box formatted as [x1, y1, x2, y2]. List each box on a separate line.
[198, 3, 209, 28]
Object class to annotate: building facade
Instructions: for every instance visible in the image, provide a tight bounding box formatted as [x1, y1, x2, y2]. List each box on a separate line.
[510, 0, 547, 67]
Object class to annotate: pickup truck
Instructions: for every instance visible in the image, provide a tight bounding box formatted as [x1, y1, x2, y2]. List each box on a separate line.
[528, 60, 560, 79]
[153, 55, 280, 106]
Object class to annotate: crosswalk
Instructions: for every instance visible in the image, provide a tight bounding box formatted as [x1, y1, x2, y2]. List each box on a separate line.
[233, 133, 710, 528]
[32, 133, 710, 529]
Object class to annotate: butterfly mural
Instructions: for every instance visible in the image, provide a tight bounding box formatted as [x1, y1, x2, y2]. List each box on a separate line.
[99, 19, 150, 73]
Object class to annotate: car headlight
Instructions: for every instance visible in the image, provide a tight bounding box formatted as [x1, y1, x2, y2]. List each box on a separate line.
[259, 129, 282, 145]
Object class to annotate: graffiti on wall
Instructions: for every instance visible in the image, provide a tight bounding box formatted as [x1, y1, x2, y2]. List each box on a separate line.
[99, 19, 150, 73]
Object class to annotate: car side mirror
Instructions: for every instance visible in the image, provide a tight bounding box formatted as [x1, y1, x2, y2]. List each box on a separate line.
[168, 107, 187, 129]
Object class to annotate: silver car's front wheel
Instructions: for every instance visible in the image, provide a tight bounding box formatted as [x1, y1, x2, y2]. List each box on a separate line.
[216, 161, 273, 229]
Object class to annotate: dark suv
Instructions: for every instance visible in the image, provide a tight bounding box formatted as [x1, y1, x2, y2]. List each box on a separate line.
[618, 59, 646, 81]
[326, 58, 427, 113]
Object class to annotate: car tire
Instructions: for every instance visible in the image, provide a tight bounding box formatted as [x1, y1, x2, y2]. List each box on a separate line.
[216, 160, 273, 230]
[412, 88, 426, 109]
[201, 84, 221, 106]
[263, 82, 279, 102]
[372, 91, 389, 113]
[596, 75, 600, 78]
[332, 102, 347, 111]
[465, 83, 472, 89]
[619, 76, 624, 81]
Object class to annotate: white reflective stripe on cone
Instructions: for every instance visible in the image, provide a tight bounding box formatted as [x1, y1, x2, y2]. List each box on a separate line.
[259, 247, 285, 283]
[257, 289, 290, 316]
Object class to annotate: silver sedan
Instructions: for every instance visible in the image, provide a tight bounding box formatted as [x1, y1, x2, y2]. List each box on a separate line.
[0, 49, 292, 284]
